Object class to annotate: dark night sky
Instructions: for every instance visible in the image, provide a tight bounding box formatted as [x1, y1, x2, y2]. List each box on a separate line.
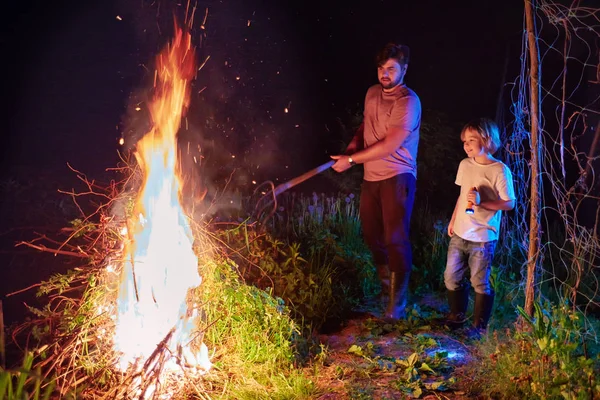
[2, 0, 524, 186]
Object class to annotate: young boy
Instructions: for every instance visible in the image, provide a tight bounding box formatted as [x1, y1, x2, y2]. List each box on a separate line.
[444, 118, 515, 335]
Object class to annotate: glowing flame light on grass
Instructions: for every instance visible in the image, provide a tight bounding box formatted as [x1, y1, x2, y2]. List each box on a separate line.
[114, 23, 211, 374]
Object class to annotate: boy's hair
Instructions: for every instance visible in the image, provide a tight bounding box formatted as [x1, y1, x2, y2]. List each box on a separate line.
[461, 118, 502, 154]
[376, 43, 410, 67]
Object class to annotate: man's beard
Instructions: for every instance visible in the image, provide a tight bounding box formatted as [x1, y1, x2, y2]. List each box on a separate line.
[380, 76, 401, 89]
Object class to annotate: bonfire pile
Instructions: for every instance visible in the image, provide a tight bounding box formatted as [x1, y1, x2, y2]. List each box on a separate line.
[12, 20, 215, 400]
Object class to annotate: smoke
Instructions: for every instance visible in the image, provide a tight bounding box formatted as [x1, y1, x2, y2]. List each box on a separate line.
[114, 0, 324, 223]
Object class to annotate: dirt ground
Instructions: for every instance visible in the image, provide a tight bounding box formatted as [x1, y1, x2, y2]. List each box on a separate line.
[312, 294, 490, 399]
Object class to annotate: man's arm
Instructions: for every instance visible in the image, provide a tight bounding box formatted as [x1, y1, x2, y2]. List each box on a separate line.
[349, 125, 408, 164]
[331, 125, 408, 172]
[331, 95, 420, 172]
[344, 123, 364, 155]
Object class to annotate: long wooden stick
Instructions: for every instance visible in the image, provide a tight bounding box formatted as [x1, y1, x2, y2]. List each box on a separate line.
[254, 160, 336, 225]
[524, 0, 542, 318]
[272, 160, 335, 197]
[0, 300, 5, 369]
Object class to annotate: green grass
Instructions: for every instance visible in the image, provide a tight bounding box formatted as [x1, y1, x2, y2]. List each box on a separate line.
[7, 189, 600, 399]
[0, 352, 54, 400]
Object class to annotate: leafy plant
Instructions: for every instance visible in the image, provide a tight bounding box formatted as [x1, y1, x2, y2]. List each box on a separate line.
[410, 208, 449, 295]
[218, 192, 375, 332]
[476, 300, 600, 399]
[345, 342, 455, 398]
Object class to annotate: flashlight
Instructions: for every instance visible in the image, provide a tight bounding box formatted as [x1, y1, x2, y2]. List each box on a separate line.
[465, 187, 478, 214]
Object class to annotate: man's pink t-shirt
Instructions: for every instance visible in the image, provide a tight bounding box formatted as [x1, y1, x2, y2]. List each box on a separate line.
[362, 83, 421, 181]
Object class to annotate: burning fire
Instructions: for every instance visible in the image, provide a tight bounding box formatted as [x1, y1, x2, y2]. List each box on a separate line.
[113, 24, 211, 374]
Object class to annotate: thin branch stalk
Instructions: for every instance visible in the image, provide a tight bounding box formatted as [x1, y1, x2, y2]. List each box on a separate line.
[524, 0, 542, 318]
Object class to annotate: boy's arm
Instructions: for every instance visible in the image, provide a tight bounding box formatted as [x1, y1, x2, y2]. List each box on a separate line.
[478, 164, 515, 211]
[479, 199, 515, 211]
[448, 197, 460, 236]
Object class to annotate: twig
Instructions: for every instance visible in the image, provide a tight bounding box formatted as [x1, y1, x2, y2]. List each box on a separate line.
[15, 241, 89, 258]
[5, 283, 43, 298]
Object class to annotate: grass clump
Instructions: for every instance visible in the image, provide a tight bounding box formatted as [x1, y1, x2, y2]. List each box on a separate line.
[472, 300, 600, 399]
[199, 257, 319, 399]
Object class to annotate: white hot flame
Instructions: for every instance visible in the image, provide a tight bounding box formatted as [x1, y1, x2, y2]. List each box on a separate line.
[113, 24, 211, 375]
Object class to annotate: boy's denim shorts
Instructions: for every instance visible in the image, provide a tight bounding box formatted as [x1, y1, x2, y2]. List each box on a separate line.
[444, 235, 496, 295]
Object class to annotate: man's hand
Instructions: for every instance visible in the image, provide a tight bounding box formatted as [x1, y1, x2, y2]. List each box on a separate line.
[330, 155, 353, 172]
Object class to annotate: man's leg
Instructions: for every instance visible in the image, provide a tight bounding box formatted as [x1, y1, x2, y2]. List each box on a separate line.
[359, 180, 388, 307]
[380, 173, 416, 319]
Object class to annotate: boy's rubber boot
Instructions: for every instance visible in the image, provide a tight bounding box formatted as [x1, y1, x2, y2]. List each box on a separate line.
[385, 271, 408, 320]
[473, 291, 495, 331]
[465, 291, 495, 339]
[445, 286, 469, 329]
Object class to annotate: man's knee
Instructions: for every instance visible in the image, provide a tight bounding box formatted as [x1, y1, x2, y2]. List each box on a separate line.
[371, 251, 388, 266]
[387, 242, 412, 271]
[386, 237, 411, 255]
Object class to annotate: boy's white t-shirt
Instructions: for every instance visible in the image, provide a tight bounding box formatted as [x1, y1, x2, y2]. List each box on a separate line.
[452, 157, 516, 242]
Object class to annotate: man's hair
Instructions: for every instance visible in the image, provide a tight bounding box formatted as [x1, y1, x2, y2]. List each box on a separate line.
[460, 118, 502, 154]
[376, 43, 410, 67]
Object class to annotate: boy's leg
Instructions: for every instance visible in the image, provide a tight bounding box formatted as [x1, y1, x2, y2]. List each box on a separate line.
[467, 240, 497, 332]
[380, 173, 416, 319]
[359, 180, 388, 306]
[444, 235, 470, 327]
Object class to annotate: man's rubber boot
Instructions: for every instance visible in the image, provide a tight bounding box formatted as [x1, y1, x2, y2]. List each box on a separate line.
[376, 264, 390, 309]
[385, 271, 408, 320]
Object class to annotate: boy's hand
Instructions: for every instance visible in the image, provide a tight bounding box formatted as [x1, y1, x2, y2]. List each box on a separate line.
[467, 189, 480, 206]
[448, 221, 454, 237]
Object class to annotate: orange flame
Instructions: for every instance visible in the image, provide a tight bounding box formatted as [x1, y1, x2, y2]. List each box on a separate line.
[114, 23, 211, 374]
